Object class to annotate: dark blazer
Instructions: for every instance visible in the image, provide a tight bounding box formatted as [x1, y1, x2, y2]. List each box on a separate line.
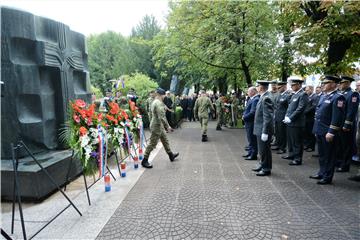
[253, 92, 274, 136]
[304, 93, 319, 122]
[313, 90, 346, 136]
[342, 87, 359, 130]
[285, 89, 308, 127]
[243, 95, 260, 123]
[274, 91, 292, 122]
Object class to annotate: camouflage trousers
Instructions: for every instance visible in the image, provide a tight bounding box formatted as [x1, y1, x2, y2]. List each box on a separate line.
[144, 126, 171, 158]
[216, 112, 224, 127]
[199, 117, 209, 135]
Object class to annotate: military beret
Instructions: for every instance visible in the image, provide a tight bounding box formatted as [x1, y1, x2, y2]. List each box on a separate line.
[340, 75, 355, 83]
[321, 75, 341, 83]
[156, 87, 166, 95]
[256, 80, 271, 86]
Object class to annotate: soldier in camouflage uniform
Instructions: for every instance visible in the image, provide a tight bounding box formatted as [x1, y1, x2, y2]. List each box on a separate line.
[231, 93, 240, 127]
[215, 96, 224, 130]
[146, 90, 155, 123]
[194, 90, 215, 142]
[141, 88, 179, 168]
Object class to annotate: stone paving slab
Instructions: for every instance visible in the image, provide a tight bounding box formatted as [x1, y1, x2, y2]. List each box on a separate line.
[97, 121, 360, 240]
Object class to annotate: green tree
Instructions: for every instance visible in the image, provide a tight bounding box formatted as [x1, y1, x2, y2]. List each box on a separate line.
[115, 72, 158, 99]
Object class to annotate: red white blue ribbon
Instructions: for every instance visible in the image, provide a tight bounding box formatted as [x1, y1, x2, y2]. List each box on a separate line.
[97, 125, 107, 177]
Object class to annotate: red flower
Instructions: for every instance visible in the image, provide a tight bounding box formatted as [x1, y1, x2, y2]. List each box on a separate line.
[98, 113, 103, 121]
[87, 118, 93, 126]
[79, 126, 87, 136]
[106, 114, 115, 122]
[121, 110, 129, 119]
[75, 99, 86, 108]
[73, 114, 80, 123]
[109, 102, 120, 115]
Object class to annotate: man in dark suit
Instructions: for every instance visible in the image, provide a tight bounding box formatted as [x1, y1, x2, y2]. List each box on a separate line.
[304, 85, 319, 152]
[242, 87, 260, 160]
[282, 78, 308, 166]
[252, 80, 274, 176]
[310, 75, 346, 184]
[273, 80, 291, 154]
[336, 75, 359, 172]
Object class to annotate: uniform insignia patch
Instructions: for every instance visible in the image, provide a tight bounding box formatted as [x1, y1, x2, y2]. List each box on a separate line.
[352, 96, 358, 103]
[337, 101, 344, 107]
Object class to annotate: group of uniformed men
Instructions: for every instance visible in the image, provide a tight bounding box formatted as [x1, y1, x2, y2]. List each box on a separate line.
[241, 75, 359, 184]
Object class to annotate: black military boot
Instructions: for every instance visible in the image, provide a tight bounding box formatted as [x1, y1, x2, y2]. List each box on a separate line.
[168, 152, 179, 162]
[202, 135, 208, 142]
[216, 126, 222, 131]
[141, 157, 153, 168]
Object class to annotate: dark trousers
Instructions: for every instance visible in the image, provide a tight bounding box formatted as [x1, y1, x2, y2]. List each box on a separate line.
[275, 121, 287, 151]
[317, 135, 337, 181]
[337, 130, 353, 170]
[304, 120, 316, 150]
[287, 127, 304, 162]
[257, 135, 272, 172]
[245, 122, 257, 157]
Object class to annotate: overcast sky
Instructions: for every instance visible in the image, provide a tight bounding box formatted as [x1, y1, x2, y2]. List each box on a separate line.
[1, 0, 169, 36]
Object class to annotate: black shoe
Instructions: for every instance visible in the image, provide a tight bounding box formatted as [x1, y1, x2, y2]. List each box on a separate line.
[309, 174, 322, 180]
[245, 156, 257, 160]
[317, 179, 332, 185]
[282, 155, 294, 160]
[168, 152, 179, 162]
[348, 175, 360, 182]
[289, 160, 302, 166]
[312, 154, 319, 157]
[256, 170, 271, 176]
[252, 166, 262, 172]
[271, 146, 279, 151]
[141, 158, 153, 168]
[336, 167, 349, 173]
[202, 135, 208, 142]
[216, 126, 222, 131]
[276, 149, 286, 154]
[242, 153, 251, 158]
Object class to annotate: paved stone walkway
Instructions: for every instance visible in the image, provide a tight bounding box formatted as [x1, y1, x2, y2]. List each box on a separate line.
[97, 121, 359, 240]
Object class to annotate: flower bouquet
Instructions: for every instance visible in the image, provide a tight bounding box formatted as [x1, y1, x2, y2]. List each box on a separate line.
[62, 99, 106, 176]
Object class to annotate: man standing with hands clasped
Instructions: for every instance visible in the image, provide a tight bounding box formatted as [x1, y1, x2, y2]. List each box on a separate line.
[252, 80, 274, 176]
[282, 77, 308, 166]
[141, 88, 179, 169]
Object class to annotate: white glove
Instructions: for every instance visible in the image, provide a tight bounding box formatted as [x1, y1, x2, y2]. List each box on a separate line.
[283, 116, 291, 124]
[261, 133, 268, 142]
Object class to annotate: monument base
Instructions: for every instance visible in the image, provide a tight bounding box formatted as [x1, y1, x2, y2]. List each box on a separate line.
[1, 150, 82, 202]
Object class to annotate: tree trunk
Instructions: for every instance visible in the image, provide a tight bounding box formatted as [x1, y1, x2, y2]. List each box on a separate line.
[218, 78, 228, 96]
[241, 60, 252, 86]
[326, 37, 352, 74]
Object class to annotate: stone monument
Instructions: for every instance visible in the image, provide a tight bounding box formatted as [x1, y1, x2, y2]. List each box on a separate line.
[1, 7, 91, 201]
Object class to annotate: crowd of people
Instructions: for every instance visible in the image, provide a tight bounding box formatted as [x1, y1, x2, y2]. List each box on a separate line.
[239, 76, 360, 183]
[128, 75, 360, 184]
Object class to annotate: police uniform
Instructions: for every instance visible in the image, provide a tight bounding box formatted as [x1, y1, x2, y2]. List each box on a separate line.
[243, 94, 260, 159]
[194, 92, 215, 142]
[252, 81, 274, 176]
[304, 92, 319, 151]
[311, 76, 346, 184]
[141, 88, 179, 168]
[283, 79, 308, 165]
[274, 81, 291, 154]
[336, 76, 359, 172]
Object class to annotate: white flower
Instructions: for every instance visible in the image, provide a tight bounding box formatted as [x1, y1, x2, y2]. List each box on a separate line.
[80, 135, 90, 148]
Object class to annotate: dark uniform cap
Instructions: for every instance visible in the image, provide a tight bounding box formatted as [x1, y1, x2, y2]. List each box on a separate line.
[288, 77, 304, 85]
[321, 75, 341, 84]
[256, 80, 271, 86]
[271, 80, 278, 84]
[276, 80, 288, 85]
[339, 75, 355, 83]
[156, 87, 166, 95]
